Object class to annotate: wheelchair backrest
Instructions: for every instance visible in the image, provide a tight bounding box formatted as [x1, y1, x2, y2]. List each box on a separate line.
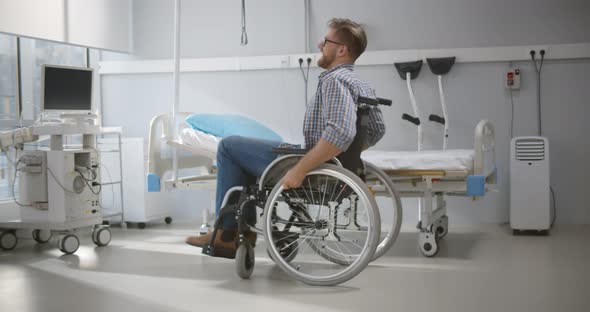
[336, 106, 371, 178]
[338, 96, 391, 178]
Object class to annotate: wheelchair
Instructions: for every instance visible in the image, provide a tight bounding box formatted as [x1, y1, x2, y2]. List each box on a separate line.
[202, 96, 402, 286]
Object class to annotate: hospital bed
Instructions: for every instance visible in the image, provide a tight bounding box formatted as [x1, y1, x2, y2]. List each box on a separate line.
[362, 119, 496, 256]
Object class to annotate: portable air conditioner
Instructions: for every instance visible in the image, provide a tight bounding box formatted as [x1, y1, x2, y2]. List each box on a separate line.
[510, 136, 551, 232]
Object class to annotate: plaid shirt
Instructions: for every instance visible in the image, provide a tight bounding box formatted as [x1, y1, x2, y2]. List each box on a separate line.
[303, 63, 385, 151]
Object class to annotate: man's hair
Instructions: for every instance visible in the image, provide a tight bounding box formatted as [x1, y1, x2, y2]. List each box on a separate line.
[328, 18, 367, 61]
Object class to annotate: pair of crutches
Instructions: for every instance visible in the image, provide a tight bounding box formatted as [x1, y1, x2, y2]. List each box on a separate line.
[394, 57, 455, 239]
[394, 57, 455, 151]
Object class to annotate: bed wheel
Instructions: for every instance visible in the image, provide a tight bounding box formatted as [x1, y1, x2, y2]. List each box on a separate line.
[419, 231, 439, 257]
[434, 215, 449, 240]
[236, 241, 255, 279]
[137, 222, 147, 229]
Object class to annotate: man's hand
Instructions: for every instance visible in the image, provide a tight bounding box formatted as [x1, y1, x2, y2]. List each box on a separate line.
[282, 167, 307, 190]
[281, 139, 343, 190]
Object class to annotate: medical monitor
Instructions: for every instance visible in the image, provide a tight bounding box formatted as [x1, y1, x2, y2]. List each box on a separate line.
[41, 65, 92, 112]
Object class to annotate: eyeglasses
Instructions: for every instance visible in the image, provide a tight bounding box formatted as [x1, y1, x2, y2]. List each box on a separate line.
[322, 37, 345, 46]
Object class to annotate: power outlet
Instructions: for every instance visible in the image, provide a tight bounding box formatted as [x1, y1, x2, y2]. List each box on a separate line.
[527, 47, 548, 61]
[506, 67, 521, 90]
[291, 54, 316, 68]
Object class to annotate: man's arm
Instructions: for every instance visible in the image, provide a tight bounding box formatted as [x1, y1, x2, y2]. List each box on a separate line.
[282, 138, 341, 189]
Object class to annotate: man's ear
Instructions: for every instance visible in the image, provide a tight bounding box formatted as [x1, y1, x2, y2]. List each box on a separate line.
[338, 45, 348, 57]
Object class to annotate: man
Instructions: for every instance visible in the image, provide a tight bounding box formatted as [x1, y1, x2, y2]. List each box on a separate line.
[186, 18, 385, 252]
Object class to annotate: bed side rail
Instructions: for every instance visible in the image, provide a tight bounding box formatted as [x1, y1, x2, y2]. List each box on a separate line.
[146, 112, 194, 192]
[468, 120, 496, 197]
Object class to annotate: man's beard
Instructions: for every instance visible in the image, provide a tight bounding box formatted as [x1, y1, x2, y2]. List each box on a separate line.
[317, 52, 335, 69]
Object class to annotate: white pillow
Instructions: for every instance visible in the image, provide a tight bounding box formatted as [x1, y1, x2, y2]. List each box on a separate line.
[180, 127, 221, 156]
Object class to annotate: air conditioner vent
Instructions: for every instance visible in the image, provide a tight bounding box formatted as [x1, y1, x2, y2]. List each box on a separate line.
[515, 138, 544, 161]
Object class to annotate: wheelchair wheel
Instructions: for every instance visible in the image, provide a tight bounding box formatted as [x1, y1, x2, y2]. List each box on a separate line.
[364, 162, 403, 261]
[266, 229, 299, 263]
[263, 164, 380, 286]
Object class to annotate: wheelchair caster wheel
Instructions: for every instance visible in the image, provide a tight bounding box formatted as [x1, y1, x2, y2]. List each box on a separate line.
[58, 234, 80, 255]
[92, 227, 112, 247]
[0, 231, 17, 251]
[165, 217, 172, 224]
[137, 223, 147, 229]
[32, 229, 52, 244]
[419, 232, 439, 257]
[236, 241, 255, 279]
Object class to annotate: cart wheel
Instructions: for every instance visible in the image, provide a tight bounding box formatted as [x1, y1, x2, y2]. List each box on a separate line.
[0, 231, 17, 251]
[32, 229, 52, 244]
[235, 241, 255, 279]
[58, 234, 80, 255]
[138, 222, 147, 229]
[165, 217, 173, 224]
[92, 227, 112, 247]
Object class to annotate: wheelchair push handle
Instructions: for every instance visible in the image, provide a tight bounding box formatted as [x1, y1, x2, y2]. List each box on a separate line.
[357, 96, 392, 107]
[376, 98, 392, 106]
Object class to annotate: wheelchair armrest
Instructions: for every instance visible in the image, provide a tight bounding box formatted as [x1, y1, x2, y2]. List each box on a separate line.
[271, 147, 308, 155]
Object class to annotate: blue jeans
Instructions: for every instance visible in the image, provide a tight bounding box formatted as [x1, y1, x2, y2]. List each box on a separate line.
[216, 136, 283, 229]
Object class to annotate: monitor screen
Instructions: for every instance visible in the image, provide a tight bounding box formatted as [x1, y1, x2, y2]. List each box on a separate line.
[42, 65, 92, 111]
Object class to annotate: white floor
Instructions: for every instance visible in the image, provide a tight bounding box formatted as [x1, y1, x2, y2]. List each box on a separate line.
[1, 224, 589, 312]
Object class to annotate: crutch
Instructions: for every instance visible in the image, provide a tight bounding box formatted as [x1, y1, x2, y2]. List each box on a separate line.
[394, 60, 423, 151]
[426, 57, 455, 150]
[395, 60, 432, 238]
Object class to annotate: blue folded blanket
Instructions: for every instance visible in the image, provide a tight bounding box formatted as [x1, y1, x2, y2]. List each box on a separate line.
[185, 114, 283, 142]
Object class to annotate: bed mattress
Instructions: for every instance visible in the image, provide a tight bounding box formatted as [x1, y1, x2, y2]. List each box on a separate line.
[361, 149, 475, 172]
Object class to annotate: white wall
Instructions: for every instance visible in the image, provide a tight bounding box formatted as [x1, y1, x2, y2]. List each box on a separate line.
[310, 0, 590, 51]
[100, 0, 590, 225]
[0, 0, 132, 52]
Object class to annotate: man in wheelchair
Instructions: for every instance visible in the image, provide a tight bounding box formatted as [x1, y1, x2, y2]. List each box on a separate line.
[186, 18, 386, 259]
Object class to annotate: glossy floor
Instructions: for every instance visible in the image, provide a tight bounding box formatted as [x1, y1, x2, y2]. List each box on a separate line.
[1, 224, 589, 312]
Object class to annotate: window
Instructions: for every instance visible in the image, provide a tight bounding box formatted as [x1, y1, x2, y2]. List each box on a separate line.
[0, 34, 18, 201]
[0, 34, 18, 121]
